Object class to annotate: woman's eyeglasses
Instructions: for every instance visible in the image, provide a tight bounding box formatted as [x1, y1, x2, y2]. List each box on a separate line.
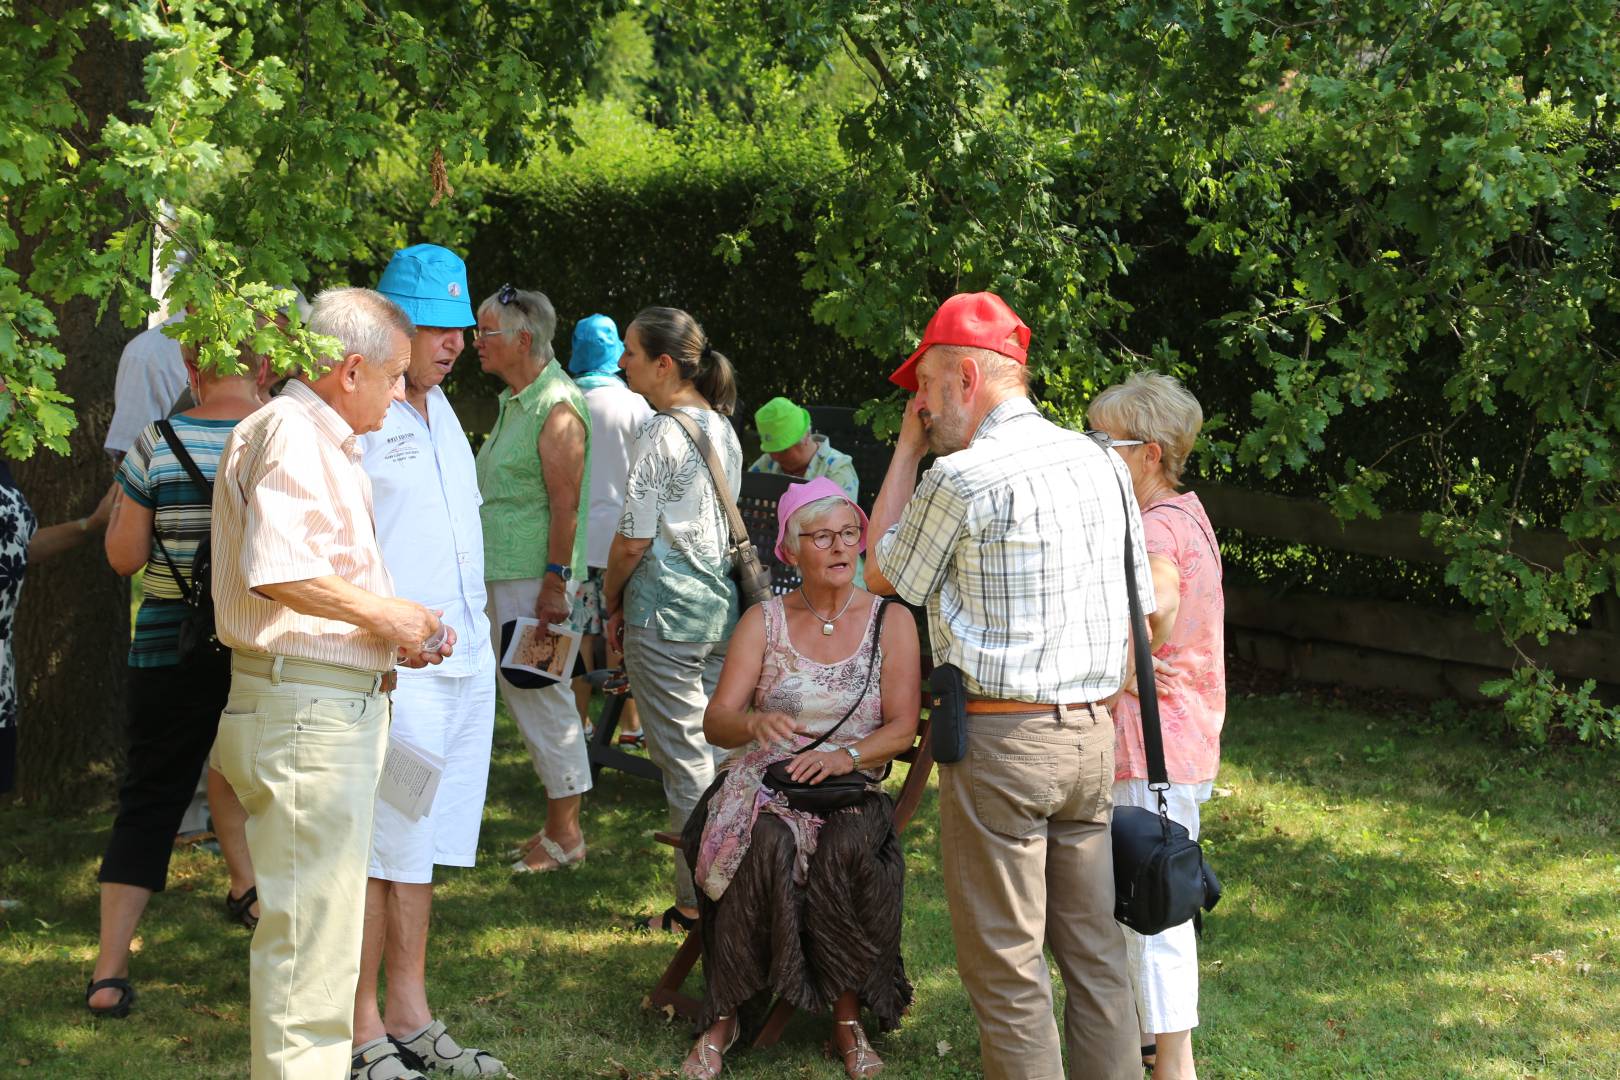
[475, 328, 515, 341]
[1084, 430, 1144, 449]
[799, 526, 863, 550]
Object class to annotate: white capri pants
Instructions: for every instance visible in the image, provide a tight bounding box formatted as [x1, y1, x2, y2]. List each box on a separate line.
[488, 578, 592, 800]
[1114, 777, 1214, 1035]
[369, 666, 497, 884]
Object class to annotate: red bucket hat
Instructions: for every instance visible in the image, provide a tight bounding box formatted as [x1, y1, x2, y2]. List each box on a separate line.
[889, 292, 1031, 392]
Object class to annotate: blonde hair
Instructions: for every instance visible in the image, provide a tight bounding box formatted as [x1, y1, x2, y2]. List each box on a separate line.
[1087, 371, 1204, 483]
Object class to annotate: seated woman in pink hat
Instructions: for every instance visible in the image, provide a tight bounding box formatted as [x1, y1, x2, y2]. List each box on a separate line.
[674, 477, 921, 1079]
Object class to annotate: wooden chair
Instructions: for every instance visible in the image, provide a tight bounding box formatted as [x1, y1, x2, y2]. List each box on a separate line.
[645, 713, 936, 1049]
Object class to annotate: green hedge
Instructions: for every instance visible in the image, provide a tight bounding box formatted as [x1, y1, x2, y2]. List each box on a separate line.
[452, 106, 892, 443]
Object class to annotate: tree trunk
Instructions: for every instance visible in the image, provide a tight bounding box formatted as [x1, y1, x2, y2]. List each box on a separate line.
[8, 12, 145, 805]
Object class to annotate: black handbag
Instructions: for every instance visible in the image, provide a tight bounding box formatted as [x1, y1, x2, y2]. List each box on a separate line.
[151, 420, 229, 668]
[1103, 461, 1222, 936]
[761, 599, 892, 812]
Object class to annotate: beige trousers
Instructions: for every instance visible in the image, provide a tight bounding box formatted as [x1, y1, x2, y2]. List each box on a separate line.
[939, 702, 1138, 1080]
[213, 661, 390, 1080]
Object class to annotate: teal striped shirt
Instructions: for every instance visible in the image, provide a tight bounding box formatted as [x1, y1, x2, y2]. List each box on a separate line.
[116, 416, 238, 667]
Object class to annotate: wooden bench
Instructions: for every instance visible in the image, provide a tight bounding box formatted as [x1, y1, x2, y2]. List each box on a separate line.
[645, 713, 935, 1048]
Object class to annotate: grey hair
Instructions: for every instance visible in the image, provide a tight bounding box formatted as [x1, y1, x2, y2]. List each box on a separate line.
[479, 288, 557, 363]
[1086, 371, 1204, 483]
[931, 344, 1030, 391]
[307, 287, 414, 368]
[782, 495, 860, 556]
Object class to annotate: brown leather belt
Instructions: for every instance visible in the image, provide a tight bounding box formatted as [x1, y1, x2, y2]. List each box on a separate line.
[965, 697, 1096, 715]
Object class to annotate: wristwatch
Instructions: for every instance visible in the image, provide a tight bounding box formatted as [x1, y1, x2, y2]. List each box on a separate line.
[844, 745, 862, 768]
[545, 562, 572, 582]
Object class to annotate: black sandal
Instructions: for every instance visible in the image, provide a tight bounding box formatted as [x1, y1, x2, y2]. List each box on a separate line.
[1142, 1043, 1157, 1073]
[636, 905, 697, 934]
[85, 977, 136, 1018]
[225, 886, 259, 930]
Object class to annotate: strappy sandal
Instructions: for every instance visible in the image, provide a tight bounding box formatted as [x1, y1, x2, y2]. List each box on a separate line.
[617, 730, 645, 748]
[225, 886, 259, 930]
[85, 977, 136, 1019]
[680, 1015, 737, 1079]
[635, 905, 697, 934]
[1142, 1042, 1157, 1073]
[826, 1018, 883, 1078]
[509, 835, 586, 874]
[351, 1035, 426, 1079]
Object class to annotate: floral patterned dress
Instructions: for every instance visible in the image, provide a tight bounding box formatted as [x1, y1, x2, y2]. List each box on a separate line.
[0, 464, 38, 794]
[682, 596, 913, 1032]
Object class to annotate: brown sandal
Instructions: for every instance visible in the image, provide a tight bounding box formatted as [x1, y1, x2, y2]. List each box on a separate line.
[827, 1018, 883, 1077]
[680, 1015, 737, 1079]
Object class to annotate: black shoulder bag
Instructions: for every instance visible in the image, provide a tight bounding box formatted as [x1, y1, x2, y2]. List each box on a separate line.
[1102, 459, 1222, 936]
[761, 599, 893, 813]
[152, 420, 228, 667]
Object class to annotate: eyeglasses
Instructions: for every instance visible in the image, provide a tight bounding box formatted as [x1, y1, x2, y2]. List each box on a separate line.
[1084, 430, 1144, 449]
[799, 526, 863, 550]
[475, 328, 515, 341]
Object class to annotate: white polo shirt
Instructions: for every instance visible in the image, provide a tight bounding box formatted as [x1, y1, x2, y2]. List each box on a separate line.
[359, 388, 492, 678]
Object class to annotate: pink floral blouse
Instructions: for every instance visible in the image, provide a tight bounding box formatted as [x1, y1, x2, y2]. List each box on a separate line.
[1113, 491, 1226, 784]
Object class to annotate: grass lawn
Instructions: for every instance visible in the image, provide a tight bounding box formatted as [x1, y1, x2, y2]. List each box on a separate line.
[1, 688, 1616, 1078]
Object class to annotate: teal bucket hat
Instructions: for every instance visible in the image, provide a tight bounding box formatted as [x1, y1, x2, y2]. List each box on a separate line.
[569, 314, 625, 376]
[376, 243, 476, 328]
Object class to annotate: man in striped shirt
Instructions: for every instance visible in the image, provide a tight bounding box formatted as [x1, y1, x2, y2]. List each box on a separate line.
[866, 293, 1153, 1080]
[211, 287, 455, 1080]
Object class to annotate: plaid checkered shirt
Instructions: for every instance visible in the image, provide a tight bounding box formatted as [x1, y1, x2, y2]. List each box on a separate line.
[874, 396, 1155, 702]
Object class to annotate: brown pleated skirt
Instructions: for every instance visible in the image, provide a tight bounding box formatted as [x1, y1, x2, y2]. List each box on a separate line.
[681, 778, 914, 1033]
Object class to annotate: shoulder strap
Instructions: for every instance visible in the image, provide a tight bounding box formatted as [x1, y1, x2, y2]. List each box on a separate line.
[151, 420, 213, 603]
[1146, 498, 1223, 580]
[156, 419, 213, 495]
[1114, 476, 1169, 789]
[660, 409, 748, 548]
[795, 598, 892, 756]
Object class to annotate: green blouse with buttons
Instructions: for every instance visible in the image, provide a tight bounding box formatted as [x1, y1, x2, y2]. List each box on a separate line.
[476, 360, 593, 583]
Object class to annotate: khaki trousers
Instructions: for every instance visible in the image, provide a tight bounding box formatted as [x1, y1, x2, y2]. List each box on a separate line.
[939, 702, 1138, 1080]
[213, 661, 390, 1080]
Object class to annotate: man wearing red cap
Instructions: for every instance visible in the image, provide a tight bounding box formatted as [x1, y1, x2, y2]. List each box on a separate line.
[865, 293, 1153, 1080]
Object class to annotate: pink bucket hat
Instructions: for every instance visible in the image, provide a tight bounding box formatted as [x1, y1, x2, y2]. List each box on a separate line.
[775, 477, 868, 562]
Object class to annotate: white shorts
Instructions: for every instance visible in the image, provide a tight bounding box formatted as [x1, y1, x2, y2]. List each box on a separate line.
[368, 667, 497, 884]
[1114, 777, 1213, 1035]
[487, 577, 592, 799]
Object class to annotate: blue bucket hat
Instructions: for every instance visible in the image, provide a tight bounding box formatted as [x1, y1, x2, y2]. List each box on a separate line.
[568, 314, 626, 376]
[376, 243, 476, 329]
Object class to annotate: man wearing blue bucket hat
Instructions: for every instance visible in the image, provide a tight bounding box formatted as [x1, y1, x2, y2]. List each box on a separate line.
[747, 396, 860, 503]
[354, 244, 507, 1080]
[565, 315, 651, 745]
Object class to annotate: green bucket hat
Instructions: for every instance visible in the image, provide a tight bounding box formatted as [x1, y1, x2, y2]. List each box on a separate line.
[755, 397, 811, 453]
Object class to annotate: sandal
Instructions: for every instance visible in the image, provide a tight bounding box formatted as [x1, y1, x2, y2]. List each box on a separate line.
[1142, 1043, 1157, 1074]
[351, 1035, 427, 1079]
[826, 1018, 883, 1078]
[510, 835, 586, 874]
[85, 977, 136, 1019]
[680, 1015, 737, 1079]
[225, 886, 259, 930]
[617, 730, 645, 748]
[636, 905, 697, 934]
[392, 1019, 509, 1077]
[603, 669, 630, 695]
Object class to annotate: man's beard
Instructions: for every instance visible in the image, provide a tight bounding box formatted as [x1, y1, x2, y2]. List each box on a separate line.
[923, 407, 970, 455]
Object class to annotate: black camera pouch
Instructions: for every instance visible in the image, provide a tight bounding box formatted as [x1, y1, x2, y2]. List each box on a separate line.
[929, 663, 968, 764]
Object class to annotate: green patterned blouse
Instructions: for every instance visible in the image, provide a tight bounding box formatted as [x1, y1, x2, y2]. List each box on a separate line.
[476, 361, 593, 583]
